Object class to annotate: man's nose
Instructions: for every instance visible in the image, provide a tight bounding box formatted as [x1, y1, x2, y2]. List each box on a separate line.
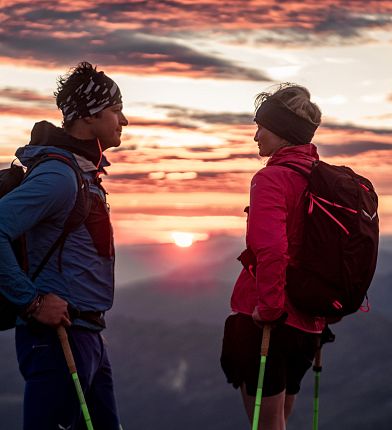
[121, 113, 128, 126]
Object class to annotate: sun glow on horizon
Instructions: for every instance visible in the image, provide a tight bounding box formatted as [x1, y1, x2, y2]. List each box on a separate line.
[171, 231, 194, 248]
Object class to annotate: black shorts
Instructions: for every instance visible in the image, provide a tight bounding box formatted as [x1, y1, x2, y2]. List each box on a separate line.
[220, 313, 318, 397]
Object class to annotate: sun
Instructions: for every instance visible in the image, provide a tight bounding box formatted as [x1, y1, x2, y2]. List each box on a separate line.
[171, 231, 194, 248]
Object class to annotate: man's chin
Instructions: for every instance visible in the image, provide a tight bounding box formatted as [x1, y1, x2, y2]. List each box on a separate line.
[101, 138, 121, 151]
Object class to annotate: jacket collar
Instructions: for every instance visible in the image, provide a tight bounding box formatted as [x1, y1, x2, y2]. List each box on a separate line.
[267, 143, 319, 171]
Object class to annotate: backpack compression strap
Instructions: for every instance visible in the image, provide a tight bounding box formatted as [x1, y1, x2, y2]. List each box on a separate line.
[278, 162, 357, 235]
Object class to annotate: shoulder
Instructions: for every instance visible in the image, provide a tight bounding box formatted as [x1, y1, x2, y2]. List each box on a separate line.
[22, 158, 80, 202]
[25, 158, 79, 185]
[252, 165, 295, 186]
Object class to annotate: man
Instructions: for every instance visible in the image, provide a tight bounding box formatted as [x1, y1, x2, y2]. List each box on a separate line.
[0, 62, 128, 429]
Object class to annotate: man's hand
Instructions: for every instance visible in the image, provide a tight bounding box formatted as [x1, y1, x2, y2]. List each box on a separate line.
[32, 293, 71, 327]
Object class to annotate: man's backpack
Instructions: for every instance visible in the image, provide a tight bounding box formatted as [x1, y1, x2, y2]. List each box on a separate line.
[283, 160, 379, 318]
[0, 153, 90, 330]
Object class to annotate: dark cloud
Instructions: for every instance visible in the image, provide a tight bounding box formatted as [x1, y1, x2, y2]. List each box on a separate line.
[166, 2, 392, 47]
[313, 7, 392, 37]
[0, 87, 56, 119]
[187, 147, 215, 152]
[109, 172, 150, 181]
[127, 116, 196, 130]
[0, 2, 271, 81]
[156, 105, 252, 125]
[318, 141, 392, 157]
[0, 87, 53, 104]
[321, 122, 392, 136]
[106, 169, 251, 193]
[174, 110, 252, 126]
[2, 0, 391, 79]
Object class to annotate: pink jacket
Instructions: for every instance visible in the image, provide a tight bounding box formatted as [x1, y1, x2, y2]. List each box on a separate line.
[231, 144, 325, 333]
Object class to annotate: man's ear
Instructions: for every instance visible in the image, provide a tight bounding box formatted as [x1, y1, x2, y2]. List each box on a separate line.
[83, 116, 95, 125]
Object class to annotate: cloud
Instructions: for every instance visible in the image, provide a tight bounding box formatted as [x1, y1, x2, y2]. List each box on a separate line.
[159, 153, 257, 162]
[156, 104, 253, 125]
[187, 147, 215, 152]
[106, 170, 252, 194]
[313, 7, 392, 38]
[0, 87, 59, 120]
[321, 122, 392, 136]
[0, 104, 59, 119]
[127, 116, 196, 130]
[0, 87, 53, 104]
[318, 141, 392, 157]
[2, 0, 391, 81]
[0, 2, 271, 81]
[168, 2, 392, 47]
[112, 204, 244, 218]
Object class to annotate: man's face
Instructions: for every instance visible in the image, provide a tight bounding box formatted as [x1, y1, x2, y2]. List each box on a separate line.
[91, 103, 128, 151]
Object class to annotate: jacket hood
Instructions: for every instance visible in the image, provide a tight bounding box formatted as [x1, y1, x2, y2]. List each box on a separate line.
[15, 145, 77, 168]
[17, 121, 109, 170]
[267, 143, 319, 172]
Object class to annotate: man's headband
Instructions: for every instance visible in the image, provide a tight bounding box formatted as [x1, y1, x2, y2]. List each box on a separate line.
[254, 98, 318, 145]
[59, 72, 122, 121]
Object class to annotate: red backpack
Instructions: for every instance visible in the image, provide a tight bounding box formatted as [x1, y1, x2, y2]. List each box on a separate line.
[282, 160, 379, 318]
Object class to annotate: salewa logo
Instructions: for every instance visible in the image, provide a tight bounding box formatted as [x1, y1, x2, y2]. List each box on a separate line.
[362, 209, 377, 221]
[57, 425, 71, 430]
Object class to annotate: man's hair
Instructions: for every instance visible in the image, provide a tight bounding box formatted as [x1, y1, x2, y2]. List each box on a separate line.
[54, 62, 100, 129]
[255, 83, 321, 125]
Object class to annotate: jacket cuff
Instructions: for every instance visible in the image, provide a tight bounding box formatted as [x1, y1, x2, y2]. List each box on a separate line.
[19, 295, 45, 321]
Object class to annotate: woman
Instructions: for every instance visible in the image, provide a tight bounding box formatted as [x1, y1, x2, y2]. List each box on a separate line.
[221, 84, 326, 430]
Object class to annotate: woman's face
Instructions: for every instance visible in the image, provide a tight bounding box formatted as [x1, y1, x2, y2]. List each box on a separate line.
[254, 124, 286, 157]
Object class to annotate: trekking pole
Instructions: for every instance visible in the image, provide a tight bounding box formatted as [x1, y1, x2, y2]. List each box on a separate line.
[312, 336, 322, 430]
[252, 324, 271, 430]
[57, 326, 94, 430]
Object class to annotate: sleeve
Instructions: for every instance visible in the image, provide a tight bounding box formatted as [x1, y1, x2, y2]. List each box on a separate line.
[247, 169, 288, 322]
[0, 161, 78, 307]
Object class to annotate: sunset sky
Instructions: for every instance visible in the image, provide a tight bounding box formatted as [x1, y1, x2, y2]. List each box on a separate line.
[1, 0, 391, 245]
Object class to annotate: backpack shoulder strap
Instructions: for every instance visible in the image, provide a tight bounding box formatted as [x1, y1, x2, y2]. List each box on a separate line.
[28, 153, 91, 281]
[276, 162, 316, 180]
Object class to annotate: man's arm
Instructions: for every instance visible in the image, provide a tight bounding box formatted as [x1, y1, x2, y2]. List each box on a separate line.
[0, 161, 77, 325]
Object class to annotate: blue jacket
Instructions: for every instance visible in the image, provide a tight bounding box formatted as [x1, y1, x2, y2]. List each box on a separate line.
[0, 123, 115, 327]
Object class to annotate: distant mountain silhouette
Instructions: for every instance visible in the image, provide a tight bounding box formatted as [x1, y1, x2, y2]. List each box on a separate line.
[114, 234, 242, 286]
[0, 237, 391, 429]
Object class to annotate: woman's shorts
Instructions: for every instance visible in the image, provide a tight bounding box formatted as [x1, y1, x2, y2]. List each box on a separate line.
[220, 313, 319, 397]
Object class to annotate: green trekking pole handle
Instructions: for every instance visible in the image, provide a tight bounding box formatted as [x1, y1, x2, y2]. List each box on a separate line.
[252, 324, 271, 430]
[57, 326, 94, 430]
[313, 337, 322, 430]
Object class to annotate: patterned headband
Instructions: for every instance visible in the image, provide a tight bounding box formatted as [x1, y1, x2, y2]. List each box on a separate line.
[59, 72, 122, 121]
